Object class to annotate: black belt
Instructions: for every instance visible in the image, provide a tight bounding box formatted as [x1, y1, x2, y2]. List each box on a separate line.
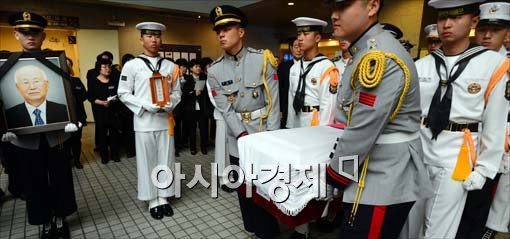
[422, 117, 478, 132]
[301, 105, 320, 112]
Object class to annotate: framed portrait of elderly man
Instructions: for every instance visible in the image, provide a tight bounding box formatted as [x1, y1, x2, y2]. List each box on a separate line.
[0, 51, 76, 135]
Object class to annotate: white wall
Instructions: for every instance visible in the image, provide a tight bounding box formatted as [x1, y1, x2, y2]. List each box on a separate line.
[76, 29, 119, 122]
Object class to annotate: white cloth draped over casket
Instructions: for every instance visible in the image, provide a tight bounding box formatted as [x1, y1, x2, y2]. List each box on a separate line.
[238, 125, 344, 216]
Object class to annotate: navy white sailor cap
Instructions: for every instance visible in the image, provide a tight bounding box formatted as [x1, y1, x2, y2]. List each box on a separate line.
[135, 22, 166, 35]
[429, 0, 484, 18]
[424, 24, 439, 38]
[479, 1, 510, 25]
[292, 17, 328, 32]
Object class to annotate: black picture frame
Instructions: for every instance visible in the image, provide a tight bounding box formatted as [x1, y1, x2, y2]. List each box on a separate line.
[0, 51, 77, 135]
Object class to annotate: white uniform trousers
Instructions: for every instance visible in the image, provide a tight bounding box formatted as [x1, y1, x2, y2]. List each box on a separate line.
[214, 118, 230, 184]
[423, 165, 468, 239]
[399, 199, 425, 239]
[135, 130, 175, 201]
[486, 171, 510, 233]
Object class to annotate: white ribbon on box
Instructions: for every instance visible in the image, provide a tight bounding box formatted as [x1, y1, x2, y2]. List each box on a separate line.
[238, 125, 344, 216]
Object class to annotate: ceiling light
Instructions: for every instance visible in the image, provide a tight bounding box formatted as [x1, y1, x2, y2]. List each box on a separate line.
[288, 2, 295, 6]
[198, 15, 201, 19]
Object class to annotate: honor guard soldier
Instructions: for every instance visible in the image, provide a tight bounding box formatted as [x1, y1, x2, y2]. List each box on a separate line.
[118, 22, 181, 220]
[424, 24, 442, 53]
[207, 5, 280, 239]
[409, 0, 509, 238]
[286, 17, 339, 130]
[472, 2, 510, 238]
[325, 1, 434, 238]
[2, 11, 80, 239]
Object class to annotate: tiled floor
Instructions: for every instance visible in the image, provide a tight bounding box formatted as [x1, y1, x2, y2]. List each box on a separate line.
[0, 125, 340, 239]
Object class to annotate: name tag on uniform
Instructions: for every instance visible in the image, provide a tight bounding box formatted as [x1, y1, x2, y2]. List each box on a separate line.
[121, 75, 127, 81]
[108, 86, 115, 90]
[75, 86, 81, 90]
[221, 80, 233, 86]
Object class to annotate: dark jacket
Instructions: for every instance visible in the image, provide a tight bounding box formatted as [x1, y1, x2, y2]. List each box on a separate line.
[86, 67, 120, 95]
[6, 101, 69, 129]
[277, 59, 294, 128]
[181, 74, 211, 115]
[70, 76, 87, 125]
[87, 77, 121, 127]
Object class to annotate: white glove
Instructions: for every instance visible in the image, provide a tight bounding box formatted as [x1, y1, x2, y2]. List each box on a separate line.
[1, 132, 17, 142]
[463, 171, 486, 191]
[78, 121, 83, 128]
[161, 102, 174, 112]
[64, 123, 79, 133]
[142, 102, 160, 113]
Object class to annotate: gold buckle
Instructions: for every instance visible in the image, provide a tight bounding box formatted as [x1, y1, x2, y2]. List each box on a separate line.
[241, 112, 252, 122]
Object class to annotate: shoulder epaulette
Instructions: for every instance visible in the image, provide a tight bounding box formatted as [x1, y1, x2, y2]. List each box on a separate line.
[331, 55, 341, 62]
[211, 56, 224, 66]
[247, 47, 264, 54]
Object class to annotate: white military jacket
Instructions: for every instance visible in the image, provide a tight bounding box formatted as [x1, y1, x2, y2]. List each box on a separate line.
[118, 55, 181, 132]
[417, 47, 508, 179]
[286, 56, 337, 128]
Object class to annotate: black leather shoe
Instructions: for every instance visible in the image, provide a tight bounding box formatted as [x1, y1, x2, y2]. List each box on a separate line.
[190, 150, 197, 155]
[54, 221, 70, 239]
[175, 151, 180, 157]
[150, 206, 164, 220]
[112, 155, 120, 162]
[201, 148, 208, 155]
[40, 223, 55, 239]
[317, 218, 336, 233]
[221, 185, 235, 193]
[161, 204, 174, 217]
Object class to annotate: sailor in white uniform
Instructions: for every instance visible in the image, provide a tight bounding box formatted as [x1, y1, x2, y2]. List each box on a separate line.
[415, 1, 508, 238]
[473, 1, 510, 238]
[424, 24, 442, 54]
[286, 17, 339, 129]
[118, 22, 181, 220]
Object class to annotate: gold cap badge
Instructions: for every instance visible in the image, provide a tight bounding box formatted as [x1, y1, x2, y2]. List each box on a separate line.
[22, 11, 31, 21]
[215, 7, 223, 18]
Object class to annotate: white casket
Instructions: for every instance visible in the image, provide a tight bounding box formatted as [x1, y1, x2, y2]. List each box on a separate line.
[238, 125, 344, 216]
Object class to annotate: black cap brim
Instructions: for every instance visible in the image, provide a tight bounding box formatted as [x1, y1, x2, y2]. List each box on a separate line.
[15, 27, 43, 34]
[213, 21, 244, 31]
[479, 19, 510, 27]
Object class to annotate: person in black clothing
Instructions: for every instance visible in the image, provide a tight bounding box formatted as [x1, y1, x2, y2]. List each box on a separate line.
[173, 58, 188, 156]
[88, 59, 120, 164]
[182, 59, 208, 155]
[87, 51, 120, 151]
[87, 51, 121, 89]
[66, 58, 87, 169]
[118, 53, 136, 158]
[4, 11, 78, 239]
[277, 37, 302, 129]
[0, 50, 24, 200]
[201, 57, 216, 146]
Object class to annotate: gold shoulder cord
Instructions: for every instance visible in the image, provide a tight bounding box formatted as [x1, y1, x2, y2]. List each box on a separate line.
[259, 49, 278, 131]
[347, 50, 411, 225]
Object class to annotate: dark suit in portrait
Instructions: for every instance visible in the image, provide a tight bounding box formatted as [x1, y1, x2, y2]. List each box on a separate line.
[5, 101, 69, 129]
